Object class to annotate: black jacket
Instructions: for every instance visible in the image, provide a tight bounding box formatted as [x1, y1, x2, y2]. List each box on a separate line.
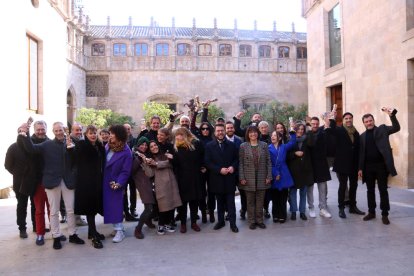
[308, 127, 332, 183]
[359, 114, 400, 178]
[287, 134, 314, 188]
[204, 139, 239, 194]
[326, 119, 360, 175]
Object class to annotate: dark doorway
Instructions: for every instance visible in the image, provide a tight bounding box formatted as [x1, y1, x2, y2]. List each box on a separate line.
[330, 84, 343, 125]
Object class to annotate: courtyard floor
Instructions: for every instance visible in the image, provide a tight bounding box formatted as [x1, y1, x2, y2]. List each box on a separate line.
[0, 174, 413, 275]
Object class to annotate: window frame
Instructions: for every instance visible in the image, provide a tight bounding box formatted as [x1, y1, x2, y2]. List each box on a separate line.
[259, 45, 271, 58]
[239, 44, 252, 57]
[177, 43, 192, 56]
[198, 43, 212, 56]
[219, 44, 232, 57]
[156, 43, 169, 56]
[278, 46, 290, 58]
[91, 43, 105, 56]
[296, 47, 307, 59]
[113, 43, 127, 56]
[134, 43, 148, 56]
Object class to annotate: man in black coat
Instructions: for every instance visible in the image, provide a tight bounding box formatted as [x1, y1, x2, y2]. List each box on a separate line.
[326, 112, 365, 219]
[358, 108, 400, 225]
[4, 126, 37, 238]
[205, 124, 239, 233]
[233, 111, 262, 138]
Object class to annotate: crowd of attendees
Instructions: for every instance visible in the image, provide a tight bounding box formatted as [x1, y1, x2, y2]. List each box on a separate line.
[4, 102, 400, 249]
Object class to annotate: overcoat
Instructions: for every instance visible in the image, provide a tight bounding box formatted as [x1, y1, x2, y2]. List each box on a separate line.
[204, 139, 239, 194]
[308, 127, 332, 183]
[287, 134, 314, 188]
[102, 144, 132, 224]
[238, 141, 272, 191]
[131, 156, 155, 205]
[73, 138, 105, 216]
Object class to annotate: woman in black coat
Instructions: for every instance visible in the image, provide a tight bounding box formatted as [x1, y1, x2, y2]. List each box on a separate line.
[73, 125, 105, 249]
[287, 123, 314, 220]
[173, 127, 204, 233]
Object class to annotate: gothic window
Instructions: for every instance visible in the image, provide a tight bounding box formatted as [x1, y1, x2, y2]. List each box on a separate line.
[328, 4, 342, 66]
[239, 45, 252, 57]
[135, 43, 148, 56]
[92, 43, 105, 56]
[113, 43, 127, 56]
[259, 45, 271, 58]
[219, 44, 232, 56]
[156, 43, 169, 56]
[198, 44, 212, 56]
[177, 43, 192, 56]
[278, 46, 290, 58]
[297, 47, 307, 59]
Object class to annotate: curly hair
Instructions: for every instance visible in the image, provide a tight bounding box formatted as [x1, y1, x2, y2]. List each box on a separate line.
[108, 124, 128, 143]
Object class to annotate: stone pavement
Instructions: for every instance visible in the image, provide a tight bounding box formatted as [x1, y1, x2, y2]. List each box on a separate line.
[0, 175, 414, 276]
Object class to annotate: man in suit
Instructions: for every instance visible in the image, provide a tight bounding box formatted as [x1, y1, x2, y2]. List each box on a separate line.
[358, 107, 400, 225]
[233, 111, 262, 138]
[326, 112, 365, 219]
[205, 124, 239, 233]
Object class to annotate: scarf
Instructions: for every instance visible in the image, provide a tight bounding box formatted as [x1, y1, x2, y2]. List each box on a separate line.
[176, 140, 189, 149]
[343, 125, 356, 143]
[296, 135, 306, 149]
[108, 140, 125, 152]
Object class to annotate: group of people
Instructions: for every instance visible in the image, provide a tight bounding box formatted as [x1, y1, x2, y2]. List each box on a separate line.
[4, 102, 400, 250]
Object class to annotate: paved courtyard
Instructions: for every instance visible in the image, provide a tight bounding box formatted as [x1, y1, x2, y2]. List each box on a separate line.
[0, 175, 413, 276]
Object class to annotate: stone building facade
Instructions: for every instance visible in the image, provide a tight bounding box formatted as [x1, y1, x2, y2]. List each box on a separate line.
[302, 0, 414, 188]
[82, 18, 308, 125]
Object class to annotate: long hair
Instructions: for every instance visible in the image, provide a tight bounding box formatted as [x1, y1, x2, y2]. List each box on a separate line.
[174, 127, 196, 151]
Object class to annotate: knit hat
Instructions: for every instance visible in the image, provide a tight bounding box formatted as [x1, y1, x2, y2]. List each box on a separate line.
[135, 136, 149, 147]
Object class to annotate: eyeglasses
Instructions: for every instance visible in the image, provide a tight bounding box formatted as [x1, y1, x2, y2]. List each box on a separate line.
[201, 128, 209, 131]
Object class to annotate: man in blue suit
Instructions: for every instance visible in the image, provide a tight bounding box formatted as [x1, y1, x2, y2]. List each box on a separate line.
[205, 124, 239, 233]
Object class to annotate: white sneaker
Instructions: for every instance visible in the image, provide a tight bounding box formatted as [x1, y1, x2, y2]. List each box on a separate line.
[309, 208, 316, 218]
[320, 208, 332, 218]
[164, 225, 176, 233]
[157, 226, 165, 235]
[112, 230, 125, 243]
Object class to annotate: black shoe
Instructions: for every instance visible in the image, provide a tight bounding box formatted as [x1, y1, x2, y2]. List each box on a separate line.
[59, 235, 67, 241]
[256, 223, 266, 229]
[60, 215, 67, 223]
[230, 225, 239, 233]
[202, 212, 207, 223]
[279, 219, 286, 224]
[240, 210, 246, 220]
[53, 237, 62, 250]
[19, 230, 28, 239]
[36, 235, 45, 246]
[69, 234, 85, 244]
[225, 213, 229, 221]
[213, 222, 225, 230]
[344, 200, 350, 207]
[349, 206, 366, 215]
[153, 216, 159, 222]
[300, 213, 308, 220]
[92, 237, 103, 249]
[125, 213, 139, 222]
[130, 209, 139, 217]
[273, 218, 280, 223]
[88, 232, 105, 240]
[339, 208, 346, 219]
[209, 212, 215, 223]
[249, 223, 256, 230]
[382, 216, 390, 225]
[291, 212, 297, 221]
[363, 213, 376, 221]
[264, 210, 271, 219]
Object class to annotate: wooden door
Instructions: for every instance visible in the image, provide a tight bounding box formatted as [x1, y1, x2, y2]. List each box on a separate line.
[330, 85, 343, 125]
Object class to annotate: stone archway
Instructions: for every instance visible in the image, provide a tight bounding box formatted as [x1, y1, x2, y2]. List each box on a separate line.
[147, 93, 180, 111]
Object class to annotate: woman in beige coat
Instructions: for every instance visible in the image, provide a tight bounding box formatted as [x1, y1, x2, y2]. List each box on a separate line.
[239, 126, 272, 230]
[143, 141, 182, 235]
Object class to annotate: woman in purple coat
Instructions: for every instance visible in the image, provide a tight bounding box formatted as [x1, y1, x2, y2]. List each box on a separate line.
[102, 125, 132, 243]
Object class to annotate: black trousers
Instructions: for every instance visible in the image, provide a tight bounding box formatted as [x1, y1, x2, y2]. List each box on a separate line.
[123, 178, 137, 213]
[216, 193, 236, 226]
[15, 191, 35, 231]
[263, 189, 272, 211]
[137, 204, 154, 229]
[364, 162, 390, 216]
[270, 188, 289, 220]
[159, 209, 174, 226]
[86, 214, 97, 236]
[179, 200, 199, 224]
[337, 172, 358, 209]
[239, 188, 247, 212]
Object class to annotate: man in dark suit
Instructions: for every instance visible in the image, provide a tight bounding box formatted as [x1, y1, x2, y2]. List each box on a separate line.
[326, 112, 365, 219]
[205, 124, 239, 233]
[358, 108, 400, 225]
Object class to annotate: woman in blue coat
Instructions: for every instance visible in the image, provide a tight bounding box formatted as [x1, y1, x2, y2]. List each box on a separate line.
[102, 125, 132, 243]
[269, 126, 296, 223]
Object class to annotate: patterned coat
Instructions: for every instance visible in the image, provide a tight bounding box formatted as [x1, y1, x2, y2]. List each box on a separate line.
[238, 141, 272, 191]
[102, 144, 132, 224]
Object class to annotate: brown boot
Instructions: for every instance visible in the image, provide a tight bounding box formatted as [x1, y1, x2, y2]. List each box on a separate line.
[134, 227, 144, 239]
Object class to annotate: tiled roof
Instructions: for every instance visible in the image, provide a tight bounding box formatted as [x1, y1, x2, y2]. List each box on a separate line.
[87, 25, 306, 42]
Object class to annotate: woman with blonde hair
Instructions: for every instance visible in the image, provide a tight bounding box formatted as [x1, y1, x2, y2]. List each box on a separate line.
[173, 127, 204, 233]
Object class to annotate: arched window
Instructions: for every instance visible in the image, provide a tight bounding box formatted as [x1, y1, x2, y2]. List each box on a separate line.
[239, 44, 252, 57]
[91, 43, 105, 56]
[219, 44, 232, 56]
[259, 45, 271, 58]
[278, 46, 290, 58]
[135, 43, 148, 56]
[113, 43, 127, 56]
[297, 47, 307, 59]
[198, 44, 212, 56]
[156, 43, 169, 56]
[177, 43, 192, 56]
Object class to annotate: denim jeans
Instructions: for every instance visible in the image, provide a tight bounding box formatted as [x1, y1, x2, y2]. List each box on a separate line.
[289, 186, 308, 213]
